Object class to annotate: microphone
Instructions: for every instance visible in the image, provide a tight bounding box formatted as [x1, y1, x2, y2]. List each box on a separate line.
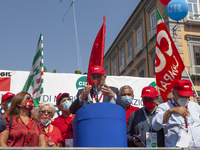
[92, 80, 98, 102]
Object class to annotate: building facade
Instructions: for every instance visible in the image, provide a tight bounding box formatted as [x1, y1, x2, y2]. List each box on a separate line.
[103, 0, 200, 96]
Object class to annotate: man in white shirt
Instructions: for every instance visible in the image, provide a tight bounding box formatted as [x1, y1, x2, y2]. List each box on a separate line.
[152, 79, 200, 147]
[70, 65, 125, 114]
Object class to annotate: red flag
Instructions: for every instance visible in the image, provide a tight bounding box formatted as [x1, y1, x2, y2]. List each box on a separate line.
[87, 16, 106, 85]
[0, 77, 11, 91]
[155, 9, 185, 102]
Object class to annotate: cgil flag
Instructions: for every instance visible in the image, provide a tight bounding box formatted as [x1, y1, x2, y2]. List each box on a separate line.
[155, 8, 185, 102]
[87, 16, 106, 85]
[23, 33, 44, 106]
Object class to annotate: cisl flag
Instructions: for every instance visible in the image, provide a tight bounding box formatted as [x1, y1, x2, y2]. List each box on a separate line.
[23, 33, 44, 106]
[155, 8, 185, 102]
[87, 16, 106, 85]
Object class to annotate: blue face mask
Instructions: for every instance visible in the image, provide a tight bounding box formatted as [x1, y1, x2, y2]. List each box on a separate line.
[63, 100, 72, 111]
[40, 119, 51, 126]
[7, 102, 11, 110]
[121, 96, 133, 104]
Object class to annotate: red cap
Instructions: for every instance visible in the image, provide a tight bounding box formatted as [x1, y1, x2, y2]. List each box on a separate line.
[90, 65, 105, 75]
[1, 92, 15, 103]
[56, 93, 69, 105]
[141, 86, 158, 98]
[173, 79, 194, 97]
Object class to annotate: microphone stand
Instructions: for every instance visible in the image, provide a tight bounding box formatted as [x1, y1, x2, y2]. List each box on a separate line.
[95, 87, 98, 103]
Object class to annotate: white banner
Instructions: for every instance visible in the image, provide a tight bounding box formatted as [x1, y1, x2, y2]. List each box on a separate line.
[0, 70, 155, 115]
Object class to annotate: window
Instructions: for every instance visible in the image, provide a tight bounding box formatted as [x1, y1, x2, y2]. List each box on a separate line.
[120, 48, 125, 73]
[113, 57, 117, 76]
[128, 37, 133, 56]
[120, 49, 125, 66]
[194, 46, 200, 65]
[149, 10, 157, 39]
[186, 35, 200, 75]
[139, 70, 145, 77]
[136, 27, 143, 54]
[187, 0, 200, 19]
[136, 59, 146, 77]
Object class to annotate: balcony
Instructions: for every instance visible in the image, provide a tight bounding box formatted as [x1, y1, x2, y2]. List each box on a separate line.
[149, 28, 157, 40]
[190, 65, 200, 76]
[120, 63, 125, 73]
[127, 54, 133, 66]
[184, 13, 200, 26]
[135, 42, 143, 55]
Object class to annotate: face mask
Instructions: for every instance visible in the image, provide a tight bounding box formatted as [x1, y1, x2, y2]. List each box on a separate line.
[177, 98, 189, 107]
[63, 100, 72, 111]
[23, 99, 34, 111]
[143, 101, 155, 110]
[41, 119, 51, 126]
[121, 96, 133, 104]
[7, 102, 11, 110]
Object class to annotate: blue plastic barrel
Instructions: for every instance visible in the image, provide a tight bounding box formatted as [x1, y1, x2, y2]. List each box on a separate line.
[73, 103, 127, 147]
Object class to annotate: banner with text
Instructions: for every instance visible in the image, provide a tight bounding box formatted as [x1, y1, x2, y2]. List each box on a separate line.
[0, 70, 155, 115]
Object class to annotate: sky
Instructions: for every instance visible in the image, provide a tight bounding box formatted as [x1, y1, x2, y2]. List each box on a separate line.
[0, 0, 140, 74]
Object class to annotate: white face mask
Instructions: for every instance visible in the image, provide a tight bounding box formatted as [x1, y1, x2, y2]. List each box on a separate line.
[177, 98, 189, 107]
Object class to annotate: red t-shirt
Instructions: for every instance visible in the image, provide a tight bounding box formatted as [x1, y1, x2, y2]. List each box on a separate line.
[126, 106, 139, 124]
[51, 115, 74, 147]
[5, 116, 45, 147]
[45, 125, 62, 146]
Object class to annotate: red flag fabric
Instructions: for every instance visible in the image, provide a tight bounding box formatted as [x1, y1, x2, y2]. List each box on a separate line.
[0, 77, 11, 91]
[87, 16, 106, 85]
[155, 9, 185, 102]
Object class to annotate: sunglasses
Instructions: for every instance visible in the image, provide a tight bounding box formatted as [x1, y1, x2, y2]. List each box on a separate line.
[40, 110, 52, 115]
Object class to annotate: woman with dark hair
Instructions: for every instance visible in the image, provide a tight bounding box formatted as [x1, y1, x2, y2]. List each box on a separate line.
[0, 92, 46, 147]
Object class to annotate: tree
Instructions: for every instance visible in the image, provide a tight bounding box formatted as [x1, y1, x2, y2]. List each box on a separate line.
[75, 70, 82, 74]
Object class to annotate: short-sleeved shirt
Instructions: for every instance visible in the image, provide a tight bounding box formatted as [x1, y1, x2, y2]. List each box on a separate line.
[51, 115, 74, 147]
[5, 116, 45, 147]
[126, 106, 139, 124]
[45, 125, 62, 146]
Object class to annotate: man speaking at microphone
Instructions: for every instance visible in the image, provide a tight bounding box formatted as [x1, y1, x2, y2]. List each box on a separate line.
[70, 65, 126, 114]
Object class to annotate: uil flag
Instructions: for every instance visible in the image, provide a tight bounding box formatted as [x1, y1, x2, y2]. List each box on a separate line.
[23, 33, 44, 106]
[87, 16, 106, 85]
[155, 8, 185, 102]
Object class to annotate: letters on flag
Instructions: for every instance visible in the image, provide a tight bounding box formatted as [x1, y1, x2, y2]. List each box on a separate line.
[155, 8, 185, 102]
[87, 16, 106, 85]
[22, 33, 44, 106]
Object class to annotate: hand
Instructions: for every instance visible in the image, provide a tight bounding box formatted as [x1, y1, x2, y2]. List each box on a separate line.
[79, 85, 92, 100]
[133, 134, 143, 147]
[196, 97, 200, 105]
[47, 142, 57, 147]
[170, 106, 190, 118]
[101, 84, 115, 98]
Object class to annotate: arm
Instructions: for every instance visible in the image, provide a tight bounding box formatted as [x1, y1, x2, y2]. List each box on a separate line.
[38, 134, 46, 147]
[0, 115, 7, 132]
[70, 89, 85, 114]
[0, 130, 9, 147]
[163, 106, 190, 124]
[102, 85, 126, 110]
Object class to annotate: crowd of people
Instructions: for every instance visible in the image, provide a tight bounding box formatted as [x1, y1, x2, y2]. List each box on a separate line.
[0, 65, 200, 148]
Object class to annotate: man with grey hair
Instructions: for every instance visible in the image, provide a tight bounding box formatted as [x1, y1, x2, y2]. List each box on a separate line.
[119, 85, 139, 124]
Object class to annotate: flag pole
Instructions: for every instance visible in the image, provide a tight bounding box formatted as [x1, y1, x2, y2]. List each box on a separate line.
[184, 67, 199, 103]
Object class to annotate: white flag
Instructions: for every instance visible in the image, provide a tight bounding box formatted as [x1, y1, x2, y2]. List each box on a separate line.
[23, 33, 44, 106]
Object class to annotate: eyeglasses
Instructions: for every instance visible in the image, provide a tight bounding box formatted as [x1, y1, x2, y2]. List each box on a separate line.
[61, 98, 71, 103]
[25, 96, 32, 100]
[40, 110, 52, 115]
